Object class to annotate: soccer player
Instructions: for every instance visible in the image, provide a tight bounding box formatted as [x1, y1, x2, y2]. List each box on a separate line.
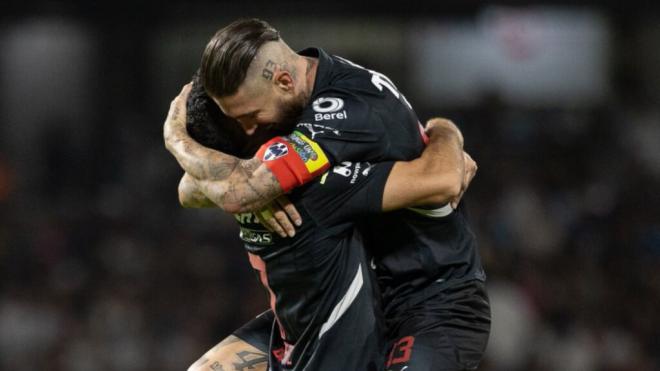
[166, 18, 489, 370]
[168, 77, 472, 371]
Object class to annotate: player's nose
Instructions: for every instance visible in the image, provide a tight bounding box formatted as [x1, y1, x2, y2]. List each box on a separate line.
[241, 121, 258, 135]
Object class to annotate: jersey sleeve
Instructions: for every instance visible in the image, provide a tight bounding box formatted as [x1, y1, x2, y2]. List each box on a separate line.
[301, 161, 395, 226]
[294, 92, 389, 165]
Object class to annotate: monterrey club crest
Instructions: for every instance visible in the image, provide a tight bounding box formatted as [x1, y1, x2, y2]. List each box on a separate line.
[263, 142, 289, 161]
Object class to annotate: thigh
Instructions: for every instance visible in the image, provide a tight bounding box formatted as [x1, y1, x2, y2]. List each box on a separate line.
[189, 310, 274, 371]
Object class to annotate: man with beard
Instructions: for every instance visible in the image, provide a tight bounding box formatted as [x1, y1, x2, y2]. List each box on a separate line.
[167, 77, 472, 371]
[166, 18, 489, 371]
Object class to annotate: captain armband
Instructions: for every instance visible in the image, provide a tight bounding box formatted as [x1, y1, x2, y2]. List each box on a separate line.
[256, 131, 331, 192]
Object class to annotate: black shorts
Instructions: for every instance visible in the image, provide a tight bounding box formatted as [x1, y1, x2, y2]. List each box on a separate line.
[269, 264, 386, 371]
[384, 279, 491, 371]
[233, 266, 386, 371]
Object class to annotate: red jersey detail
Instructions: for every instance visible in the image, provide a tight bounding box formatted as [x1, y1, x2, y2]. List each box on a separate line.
[256, 138, 304, 193]
[418, 122, 430, 145]
[247, 252, 287, 340]
[272, 347, 285, 362]
[256, 134, 330, 193]
[386, 335, 416, 367]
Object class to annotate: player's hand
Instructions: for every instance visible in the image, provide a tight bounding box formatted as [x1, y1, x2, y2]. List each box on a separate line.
[450, 151, 477, 209]
[163, 82, 193, 153]
[425, 117, 464, 148]
[255, 196, 302, 238]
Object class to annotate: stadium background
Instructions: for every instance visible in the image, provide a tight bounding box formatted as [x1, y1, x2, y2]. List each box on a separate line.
[1, 2, 659, 370]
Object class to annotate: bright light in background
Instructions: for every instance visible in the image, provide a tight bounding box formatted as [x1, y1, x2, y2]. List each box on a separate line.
[410, 6, 611, 107]
[1, 18, 95, 191]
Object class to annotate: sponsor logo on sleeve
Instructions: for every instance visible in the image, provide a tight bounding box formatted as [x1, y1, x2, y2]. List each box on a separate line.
[333, 161, 353, 177]
[262, 142, 289, 161]
[288, 131, 329, 174]
[312, 97, 348, 122]
[296, 123, 341, 139]
[332, 162, 371, 184]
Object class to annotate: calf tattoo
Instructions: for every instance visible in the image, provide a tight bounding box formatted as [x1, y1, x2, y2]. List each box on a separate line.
[233, 350, 268, 370]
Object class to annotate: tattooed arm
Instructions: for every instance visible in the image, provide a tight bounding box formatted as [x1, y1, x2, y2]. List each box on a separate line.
[179, 171, 301, 237]
[164, 84, 284, 214]
[188, 334, 268, 371]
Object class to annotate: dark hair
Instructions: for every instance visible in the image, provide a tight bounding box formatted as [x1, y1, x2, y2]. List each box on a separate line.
[186, 70, 276, 158]
[187, 70, 248, 157]
[201, 18, 280, 98]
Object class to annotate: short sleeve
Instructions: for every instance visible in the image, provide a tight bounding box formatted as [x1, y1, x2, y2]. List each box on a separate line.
[294, 92, 388, 165]
[301, 161, 395, 226]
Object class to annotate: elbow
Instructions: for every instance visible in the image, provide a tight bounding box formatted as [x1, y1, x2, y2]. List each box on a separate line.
[179, 195, 194, 208]
[178, 188, 195, 208]
[221, 202, 242, 214]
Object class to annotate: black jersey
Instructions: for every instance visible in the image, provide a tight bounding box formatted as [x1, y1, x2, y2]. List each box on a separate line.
[235, 160, 392, 371]
[187, 70, 393, 370]
[260, 48, 486, 319]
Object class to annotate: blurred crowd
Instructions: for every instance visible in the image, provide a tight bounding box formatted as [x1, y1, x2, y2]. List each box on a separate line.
[2, 91, 658, 371]
[1, 8, 660, 371]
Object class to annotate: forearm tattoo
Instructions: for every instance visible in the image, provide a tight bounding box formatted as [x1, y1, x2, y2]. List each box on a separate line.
[164, 98, 283, 211]
[195, 159, 282, 213]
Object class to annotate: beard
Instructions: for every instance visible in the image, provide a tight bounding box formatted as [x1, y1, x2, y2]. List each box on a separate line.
[273, 92, 306, 134]
[241, 92, 307, 156]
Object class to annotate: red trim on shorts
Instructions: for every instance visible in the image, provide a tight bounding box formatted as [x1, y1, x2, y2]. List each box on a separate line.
[247, 252, 287, 340]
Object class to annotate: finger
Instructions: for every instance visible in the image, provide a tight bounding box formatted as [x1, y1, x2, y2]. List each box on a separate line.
[258, 210, 287, 238]
[425, 117, 452, 128]
[425, 117, 456, 133]
[169, 83, 193, 111]
[264, 216, 288, 238]
[272, 208, 296, 237]
[276, 196, 302, 226]
[180, 82, 193, 98]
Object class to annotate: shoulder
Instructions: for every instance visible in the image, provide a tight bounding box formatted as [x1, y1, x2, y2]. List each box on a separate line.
[297, 89, 384, 139]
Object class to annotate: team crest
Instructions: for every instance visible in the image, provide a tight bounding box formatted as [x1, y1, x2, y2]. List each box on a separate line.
[263, 142, 289, 161]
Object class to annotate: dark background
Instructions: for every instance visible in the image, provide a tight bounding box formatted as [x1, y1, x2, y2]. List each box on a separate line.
[1, 2, 659, 370]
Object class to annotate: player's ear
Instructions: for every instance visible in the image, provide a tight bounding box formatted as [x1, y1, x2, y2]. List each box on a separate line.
[273, 70, 294, 93]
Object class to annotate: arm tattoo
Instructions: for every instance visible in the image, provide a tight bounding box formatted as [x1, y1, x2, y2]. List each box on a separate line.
[169, 132, 239, 181]
[233, 350, 268, 371]
[164, 96, 239, 181]
[164, 95, 284, 212]
[195, 160, 282, 213]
